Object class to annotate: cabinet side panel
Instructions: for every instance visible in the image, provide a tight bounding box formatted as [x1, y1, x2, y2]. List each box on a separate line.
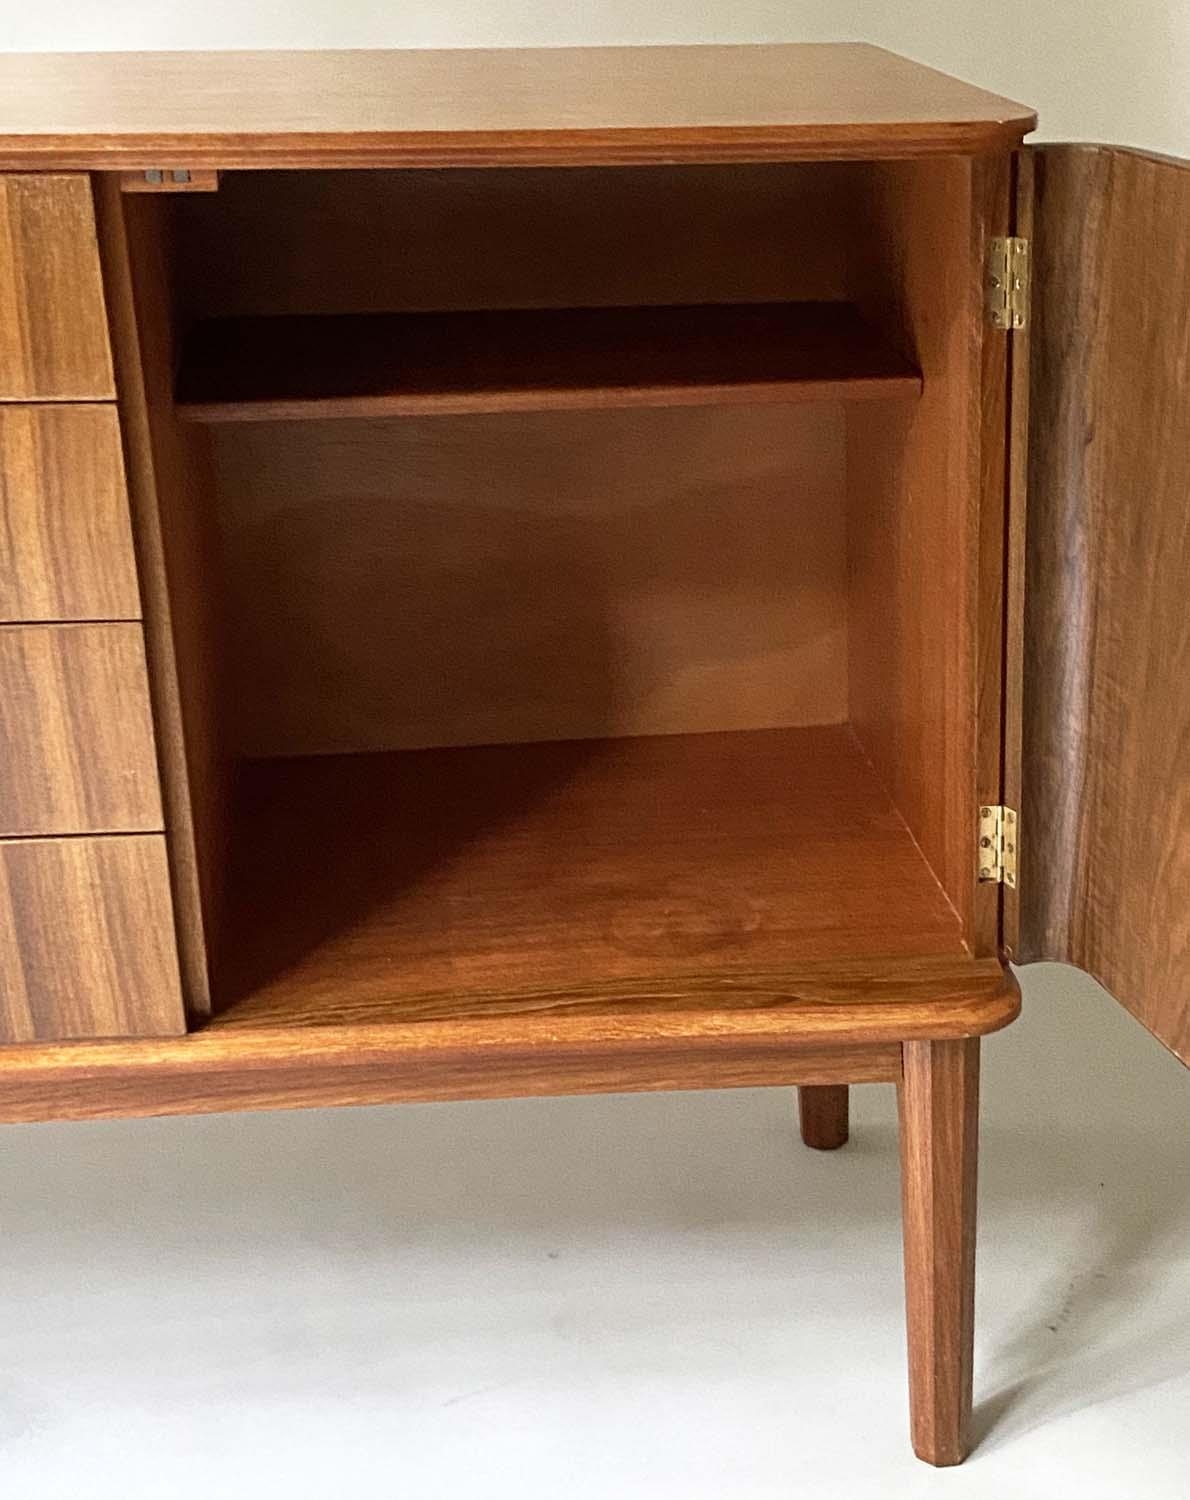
[845, 158, 982, 944]
[1022, 145, 1190, 1064]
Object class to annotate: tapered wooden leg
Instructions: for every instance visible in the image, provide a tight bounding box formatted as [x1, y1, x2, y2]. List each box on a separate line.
[898, 1038, 980, 1467]
[797, 1085, 849, 1149]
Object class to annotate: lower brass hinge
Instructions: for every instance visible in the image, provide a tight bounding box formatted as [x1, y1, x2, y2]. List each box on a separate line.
[986, 236, 1030, 330]
[978, 805, 1018, 887]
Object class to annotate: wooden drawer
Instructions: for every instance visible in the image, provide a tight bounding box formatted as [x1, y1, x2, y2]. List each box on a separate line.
[0, 623, 162, 836]
[0, 174, 114, 400]
[0, 405, 141, 621]
[0, 834, 184, 1041]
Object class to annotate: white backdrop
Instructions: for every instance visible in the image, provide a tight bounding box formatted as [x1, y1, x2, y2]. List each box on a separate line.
[0, 0, 1187, 156]
[0, 7, 1187, 1498]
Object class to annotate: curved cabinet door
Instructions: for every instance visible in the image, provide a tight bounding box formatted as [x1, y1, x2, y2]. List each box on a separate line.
[1020, 144, 1190, 1064]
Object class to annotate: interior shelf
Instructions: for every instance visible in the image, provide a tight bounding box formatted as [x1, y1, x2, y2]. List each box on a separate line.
[214, 724, 967, 1030]
[175, 301, 922, 422]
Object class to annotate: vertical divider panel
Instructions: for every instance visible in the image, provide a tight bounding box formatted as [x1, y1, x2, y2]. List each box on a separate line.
[94, 178, 228, 1022]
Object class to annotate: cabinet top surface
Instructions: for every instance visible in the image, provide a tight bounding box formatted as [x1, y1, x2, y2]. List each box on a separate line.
[0, 44, 1035, 169]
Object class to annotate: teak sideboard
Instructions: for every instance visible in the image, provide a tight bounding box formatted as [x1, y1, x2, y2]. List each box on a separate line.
[0, 44, 1186, 1467]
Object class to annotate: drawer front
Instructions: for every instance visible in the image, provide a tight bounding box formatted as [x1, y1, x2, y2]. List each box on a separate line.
[0, 623, 163, 836]
[0, 175, 114, 400]
[0, 835, 184, 1042]
[0, 405, 141, 621]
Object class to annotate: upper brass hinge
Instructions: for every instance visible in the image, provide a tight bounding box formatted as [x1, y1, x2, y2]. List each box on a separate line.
[986, 236, 1030, 330]
[978, 805, 1018, 887]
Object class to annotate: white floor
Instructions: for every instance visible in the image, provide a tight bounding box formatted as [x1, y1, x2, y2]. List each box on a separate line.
[0, 963, 1186, 1498]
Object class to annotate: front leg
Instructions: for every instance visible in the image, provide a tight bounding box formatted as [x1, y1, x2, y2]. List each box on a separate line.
[898, 1037, 980, 1465]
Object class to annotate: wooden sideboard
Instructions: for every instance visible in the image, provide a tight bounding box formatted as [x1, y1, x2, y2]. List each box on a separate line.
[0, 45, 1185, 1467]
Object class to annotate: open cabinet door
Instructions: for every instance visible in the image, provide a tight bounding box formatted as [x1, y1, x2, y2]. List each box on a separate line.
[1020, 144, 1190, 1064]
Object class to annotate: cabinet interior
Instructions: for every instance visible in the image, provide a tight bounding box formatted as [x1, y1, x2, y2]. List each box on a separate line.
[115, 157, 984, 1027]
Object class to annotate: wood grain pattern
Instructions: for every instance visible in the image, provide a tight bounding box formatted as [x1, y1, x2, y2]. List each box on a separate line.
[0, 47, 1034, 171]
[93, 180, 225, 1019]
[899, 1037, 980, 1466]
[0, 1036, 901, 1125]
[213, 956, 1018, 1043]
[0, 623, 162, 836]
[216, 726, 972, 1011]
[208, 406, 847, 755]
[845, 157, 982, 942]
[176, 302, 921, 423]
[0, 174, 113, 399]
[0, 954, 1018, 1123]
[797, 1084, 850, 1149]
[0, 404, 141, 621]
[0, 834, 185, 1043]
[1021, 146, 1190, 1063]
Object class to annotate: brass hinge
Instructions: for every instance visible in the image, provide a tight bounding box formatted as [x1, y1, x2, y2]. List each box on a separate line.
[978, 805, 1018, 887]
[986, 236, 1030, 330]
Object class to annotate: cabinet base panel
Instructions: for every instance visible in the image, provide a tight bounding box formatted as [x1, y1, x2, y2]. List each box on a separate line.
[0, 955, 1018, 1123]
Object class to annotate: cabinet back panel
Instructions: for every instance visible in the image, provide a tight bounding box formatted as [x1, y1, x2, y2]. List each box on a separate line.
[171, 164, 855, 320]
[210, 406, 847, 755]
